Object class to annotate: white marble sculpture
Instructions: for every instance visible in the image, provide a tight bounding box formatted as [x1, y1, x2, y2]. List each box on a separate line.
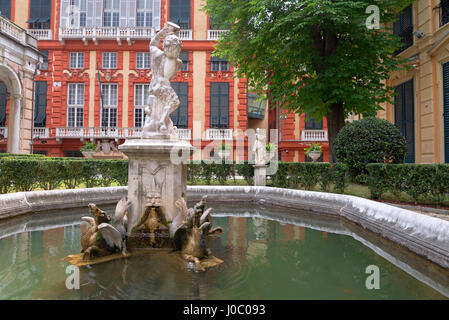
[253, 128, 267, 166]
[143, 22, 183, 139]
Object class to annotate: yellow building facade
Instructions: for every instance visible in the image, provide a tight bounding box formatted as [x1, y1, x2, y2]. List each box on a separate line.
[380, 0, 449, 164]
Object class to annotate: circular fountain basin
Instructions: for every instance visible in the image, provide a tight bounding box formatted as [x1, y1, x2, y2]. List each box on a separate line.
[0, 204, 448, 299]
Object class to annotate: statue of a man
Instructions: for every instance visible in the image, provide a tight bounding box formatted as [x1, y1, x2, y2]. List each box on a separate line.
[143, 22, 183, 138]
[253, 128, 266, 165]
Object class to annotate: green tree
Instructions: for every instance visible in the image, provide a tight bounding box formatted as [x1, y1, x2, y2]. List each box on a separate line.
[203, 0, 415, 162]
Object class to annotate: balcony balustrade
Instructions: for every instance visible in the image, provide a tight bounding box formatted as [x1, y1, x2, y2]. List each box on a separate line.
[179, 29, 192, 40]
[207, 30, 229, 40]
[301, 130, 328, 142]
[59, 27, 156, 45]
[205, 128, 233, 141]
[33, 128, 49, 139]
[55, 127, 192, 141]
[0, 14, 27, 43]
[27, 29, 52, 40]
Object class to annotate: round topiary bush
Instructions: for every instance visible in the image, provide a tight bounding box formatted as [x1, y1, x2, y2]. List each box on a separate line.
[333, 117, 407, 181]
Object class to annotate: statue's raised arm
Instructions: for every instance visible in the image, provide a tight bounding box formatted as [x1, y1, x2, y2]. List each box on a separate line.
[143, 22, 183, 139]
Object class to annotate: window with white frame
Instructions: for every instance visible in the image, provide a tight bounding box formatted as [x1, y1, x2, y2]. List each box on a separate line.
[70, 52, 84, 69]
[103, 0, 119, 27]
[136, 52, 151, 69]
[70, 0, 87, 27]
[67, 83, 84, 127]
[102, 52, 117, 69]
[137, 0, 153, 27]
[134, 84, 150, 128]
[101, 84, 118, 127]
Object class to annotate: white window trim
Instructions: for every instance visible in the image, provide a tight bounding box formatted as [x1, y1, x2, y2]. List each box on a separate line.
[101, 83, 118, 127]
[102, 52, 117, 69]
[67, 83, 84, 127]
[136, 52, 151, 69]
[70, 52, 84, 69]
[134, 83, 149, 127]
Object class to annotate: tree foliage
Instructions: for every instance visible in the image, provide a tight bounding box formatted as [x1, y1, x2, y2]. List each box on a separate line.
[203, 0, 415, 161]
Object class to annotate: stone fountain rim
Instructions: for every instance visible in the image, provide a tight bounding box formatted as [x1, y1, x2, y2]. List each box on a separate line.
[1, 185, 449, 269]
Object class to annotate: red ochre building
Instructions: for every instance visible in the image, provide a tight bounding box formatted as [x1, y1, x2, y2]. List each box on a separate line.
[0, 0, 329, 161]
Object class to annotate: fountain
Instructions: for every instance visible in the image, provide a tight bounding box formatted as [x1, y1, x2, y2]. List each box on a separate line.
[64, 22, 223, 271]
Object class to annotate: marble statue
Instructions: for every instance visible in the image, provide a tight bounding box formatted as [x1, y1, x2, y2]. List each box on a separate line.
[253, 128, 267, 166]
[143, 22, 183, 139]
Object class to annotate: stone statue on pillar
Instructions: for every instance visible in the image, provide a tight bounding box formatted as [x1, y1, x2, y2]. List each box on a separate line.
[143, 22, 183, 139]
[253, 128, 267, 166]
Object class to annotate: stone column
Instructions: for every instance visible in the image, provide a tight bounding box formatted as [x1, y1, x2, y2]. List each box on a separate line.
[7, 96, 21, 154]
[254, 164, 267, 186]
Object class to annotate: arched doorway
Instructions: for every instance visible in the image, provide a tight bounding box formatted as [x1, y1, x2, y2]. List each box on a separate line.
[0, 64, 23, 154]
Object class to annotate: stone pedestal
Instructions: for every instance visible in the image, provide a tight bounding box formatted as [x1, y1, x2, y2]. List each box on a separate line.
[254, 164, 267, 186]
[119, 139, 194, 234]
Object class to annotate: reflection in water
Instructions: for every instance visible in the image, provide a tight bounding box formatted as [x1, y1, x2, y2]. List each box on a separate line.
[0, 206, 448, 300]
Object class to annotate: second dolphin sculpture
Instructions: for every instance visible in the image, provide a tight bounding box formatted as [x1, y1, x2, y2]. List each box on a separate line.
[172, 196, 224, 271]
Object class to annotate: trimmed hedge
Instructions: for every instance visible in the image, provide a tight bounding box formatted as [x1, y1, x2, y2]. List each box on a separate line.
[0, 157, 128, 193]
[366, 164, 449, 205]
[269, 162, 348, 193]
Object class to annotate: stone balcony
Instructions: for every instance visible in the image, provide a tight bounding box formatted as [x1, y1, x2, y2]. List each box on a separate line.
[33, 127, 49, 139]
[27, 29, 53, 40]
[207, 30, 229, 40]
[55, 127, 192, 141]
[301, 130, 328, 142]
[59, 27, 193, 45]
[0, 14, 37, 47]
[205, 128, 233, 141]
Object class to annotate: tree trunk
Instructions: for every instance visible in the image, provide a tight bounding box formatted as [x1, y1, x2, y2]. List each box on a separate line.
[326, 101, 345, 163]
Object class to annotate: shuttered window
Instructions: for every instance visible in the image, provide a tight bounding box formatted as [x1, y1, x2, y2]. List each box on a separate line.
[210, 82, 229, 129]
[393, 5, 413, 54]
[305, 113, 323, 130]
[0, 83, 6, 127]
[28, 0, 51, 29]
[169, 0, 190, 29]
[34, 81, 47, 128]
[394, 79, 415, 163]
[70, 0, 87, 27]
[442, 62, 449, 163]
[104, 0, 119, 27]
[170, 82, 188, 128]
[137, 0, 152, 27]
[0, 1, 11, 19]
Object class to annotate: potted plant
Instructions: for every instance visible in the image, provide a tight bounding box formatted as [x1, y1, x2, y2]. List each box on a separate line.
[217, 142, 231, 159]
[80, 141, 97, 158]
[265, 143, 276, 162]
[305, 143, 322, 162]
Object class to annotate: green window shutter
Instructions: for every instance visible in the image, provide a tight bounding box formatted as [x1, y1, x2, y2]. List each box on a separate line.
[169, 0, 190, 29]
[210, 82, 229, 128]
[394, 79, 415, 163]
[0, 83, 6, 126]
[443, 62, 449, 163]
[0, 1, 11, 19]
[34, 81, 47, 127]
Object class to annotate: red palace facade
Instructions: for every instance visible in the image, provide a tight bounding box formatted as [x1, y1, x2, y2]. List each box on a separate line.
[0, 0, 329, 161]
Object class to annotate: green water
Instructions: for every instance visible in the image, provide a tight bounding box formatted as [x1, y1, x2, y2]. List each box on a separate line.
[0, 207, 447, 300]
